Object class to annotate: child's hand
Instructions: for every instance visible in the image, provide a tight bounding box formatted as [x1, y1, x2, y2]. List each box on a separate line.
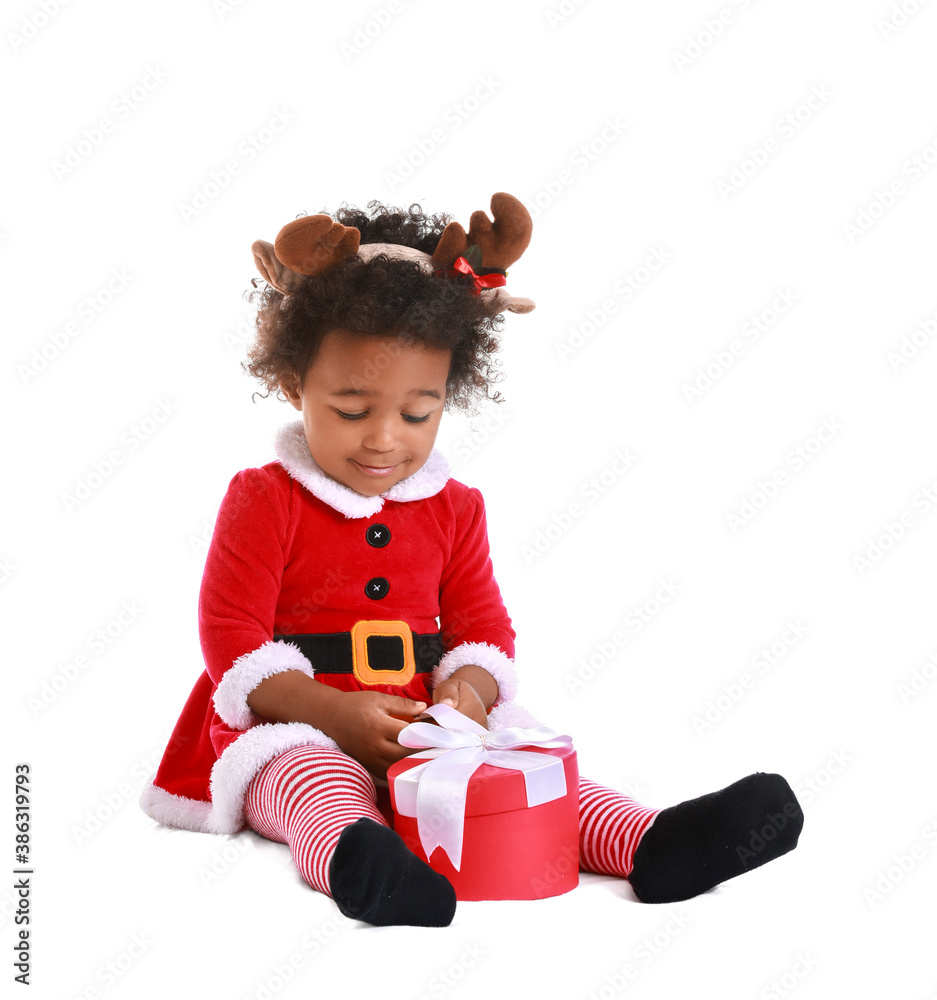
[432, 678, 489, 730]
[325, 691, 429, 779]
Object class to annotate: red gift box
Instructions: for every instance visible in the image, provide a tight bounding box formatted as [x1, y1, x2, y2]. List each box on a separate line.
[387, 706, 579, 901]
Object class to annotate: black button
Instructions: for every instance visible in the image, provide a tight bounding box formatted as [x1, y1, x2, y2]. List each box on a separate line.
[366, 523, 390, 548]
[365, 577, 389, 600]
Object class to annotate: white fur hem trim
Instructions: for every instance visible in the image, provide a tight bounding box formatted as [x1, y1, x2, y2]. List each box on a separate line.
[274, 420, 450, 519]
[212, 640, 315, 731]
[432, 641, 517, 706]
[139, 782, 213, 834]
[139, 722, 340, 835]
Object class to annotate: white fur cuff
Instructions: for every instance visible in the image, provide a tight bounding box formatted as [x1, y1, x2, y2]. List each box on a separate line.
[206, 722, 339, 833]
[213, 640, 315, 730]
[432, 641, 517, 706]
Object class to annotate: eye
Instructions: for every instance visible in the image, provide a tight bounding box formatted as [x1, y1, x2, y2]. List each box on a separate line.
[336, 410, 366, 421]
[403, 414, 431, 424]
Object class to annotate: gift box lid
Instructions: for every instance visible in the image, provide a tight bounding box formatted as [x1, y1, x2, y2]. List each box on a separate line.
[388, 743, 577, 820]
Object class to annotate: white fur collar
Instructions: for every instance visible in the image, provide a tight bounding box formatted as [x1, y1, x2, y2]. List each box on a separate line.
[273, 420, 451, 519]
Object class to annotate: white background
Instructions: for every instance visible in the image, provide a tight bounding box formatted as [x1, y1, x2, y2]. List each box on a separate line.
[5, 0, 937, 997]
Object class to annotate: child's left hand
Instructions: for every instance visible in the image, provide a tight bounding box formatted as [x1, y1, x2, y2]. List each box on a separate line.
[432, 677, 489, 730]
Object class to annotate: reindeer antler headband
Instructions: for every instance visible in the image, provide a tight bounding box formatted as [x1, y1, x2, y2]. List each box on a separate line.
[251, 192, 535, 315]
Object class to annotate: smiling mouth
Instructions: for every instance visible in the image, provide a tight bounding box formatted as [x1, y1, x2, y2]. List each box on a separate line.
[354, 460, 399, 476]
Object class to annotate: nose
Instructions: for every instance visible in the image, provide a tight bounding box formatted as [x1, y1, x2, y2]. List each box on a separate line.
[361, 415, 398, 453]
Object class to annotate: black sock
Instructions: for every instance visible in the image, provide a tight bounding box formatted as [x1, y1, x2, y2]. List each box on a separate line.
[328, 818, 457, 927]
[627, 772, 804, 904]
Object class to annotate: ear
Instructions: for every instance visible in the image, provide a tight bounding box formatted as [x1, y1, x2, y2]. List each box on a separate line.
[279, 374, 303, 409]
[484, 289, 536, 314]
[252, 240, 306, 295]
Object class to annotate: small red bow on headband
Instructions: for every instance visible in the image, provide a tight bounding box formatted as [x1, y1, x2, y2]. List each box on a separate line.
[435, 256, 507, 295]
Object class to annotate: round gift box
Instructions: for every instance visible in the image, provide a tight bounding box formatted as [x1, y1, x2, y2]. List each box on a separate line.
[388, 743, 579, 901]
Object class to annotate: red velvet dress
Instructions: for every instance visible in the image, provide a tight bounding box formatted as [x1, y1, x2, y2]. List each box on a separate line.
[140, 421, 521, 835]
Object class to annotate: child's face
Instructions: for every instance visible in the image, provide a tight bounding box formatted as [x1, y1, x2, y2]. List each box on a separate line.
[284, 329, 452, 497]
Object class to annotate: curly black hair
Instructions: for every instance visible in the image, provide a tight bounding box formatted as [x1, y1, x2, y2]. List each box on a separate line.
[243, 201, 506, 413]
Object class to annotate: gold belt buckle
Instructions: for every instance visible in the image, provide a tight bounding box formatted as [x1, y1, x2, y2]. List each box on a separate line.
[350, 620, 416, 686]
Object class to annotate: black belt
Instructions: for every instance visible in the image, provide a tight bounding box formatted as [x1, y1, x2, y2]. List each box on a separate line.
[274, 622, 443, 686]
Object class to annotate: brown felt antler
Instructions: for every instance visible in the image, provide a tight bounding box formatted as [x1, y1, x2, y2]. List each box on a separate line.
[431, 192, 533, 272]
[274, 216, 360, 275]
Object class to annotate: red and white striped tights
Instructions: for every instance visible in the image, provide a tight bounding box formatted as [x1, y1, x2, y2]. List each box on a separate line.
[243, 744, 660, 897]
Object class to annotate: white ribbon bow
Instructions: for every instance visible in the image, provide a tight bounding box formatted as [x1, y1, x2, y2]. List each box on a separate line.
[394, 703, 573, 871]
